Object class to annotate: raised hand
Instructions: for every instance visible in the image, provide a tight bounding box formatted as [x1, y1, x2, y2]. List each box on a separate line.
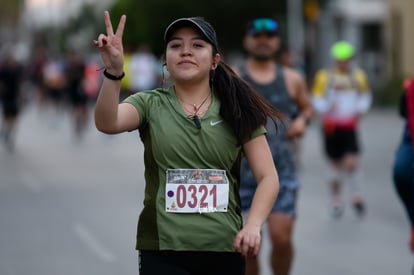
[93, 11, 126, 75]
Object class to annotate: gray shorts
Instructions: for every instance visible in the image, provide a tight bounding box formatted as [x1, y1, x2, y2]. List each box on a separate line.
[240, 178, 299, 218]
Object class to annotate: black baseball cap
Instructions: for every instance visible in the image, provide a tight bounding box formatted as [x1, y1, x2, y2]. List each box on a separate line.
[164, 17, 219, 52]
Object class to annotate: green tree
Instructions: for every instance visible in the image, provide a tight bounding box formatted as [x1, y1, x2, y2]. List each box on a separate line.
[63, 3, 103, 51]
[0, 0, 24, 42]
[110, 0, 287, 56]
[0, 0, 24, 24]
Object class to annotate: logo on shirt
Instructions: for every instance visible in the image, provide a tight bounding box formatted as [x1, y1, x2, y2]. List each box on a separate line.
[210, 120, 223, 126]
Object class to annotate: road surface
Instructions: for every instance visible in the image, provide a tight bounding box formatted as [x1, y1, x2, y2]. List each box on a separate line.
[0, 102, 411, 275]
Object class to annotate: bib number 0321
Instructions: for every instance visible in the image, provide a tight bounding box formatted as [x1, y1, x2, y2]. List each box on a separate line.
[165, 169, 229, 213]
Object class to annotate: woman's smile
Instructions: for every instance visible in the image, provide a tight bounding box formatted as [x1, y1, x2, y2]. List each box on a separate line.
[177, 59, 196, 66]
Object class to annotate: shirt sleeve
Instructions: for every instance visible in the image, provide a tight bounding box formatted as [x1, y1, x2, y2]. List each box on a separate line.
[353, 69, 372, 113]
[353, 69, 371, 93]
[242, 126, 267, 145]
[311, 69, 329, 97]
[311, 70, 330, 114]
[122, 91, 152, 128]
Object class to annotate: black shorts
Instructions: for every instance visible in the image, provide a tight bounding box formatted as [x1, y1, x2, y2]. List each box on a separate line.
[323, 127, 360, 160]
[139, 250, 245, 275]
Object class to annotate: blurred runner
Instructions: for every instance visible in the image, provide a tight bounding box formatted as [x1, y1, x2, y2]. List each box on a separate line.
[26, 47, 47, 105]
[42, 55, 66, 127]
[392, 76, 414, 254]
[120, 47, 132, 99]
[128, 44, 160, 92]
[83, 59, 102, 100]
[0, 54, 24, 152]
[276, 42, 306, 169]
[311, 41, 372, 218]
[238, 17, 313, 275]
[64, 50, 88, 140]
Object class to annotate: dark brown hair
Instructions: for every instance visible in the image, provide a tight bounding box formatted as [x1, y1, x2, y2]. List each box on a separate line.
[213, 61, 283, 145]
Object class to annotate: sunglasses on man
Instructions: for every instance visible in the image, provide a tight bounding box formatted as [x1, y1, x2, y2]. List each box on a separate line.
[247, 18, 279, 36]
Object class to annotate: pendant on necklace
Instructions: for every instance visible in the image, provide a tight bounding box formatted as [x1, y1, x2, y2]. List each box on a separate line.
[192, 115, 201, 129]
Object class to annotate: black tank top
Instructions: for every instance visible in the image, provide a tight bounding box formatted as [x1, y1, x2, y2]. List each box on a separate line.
[238, 64, 298, 181]
[238, 64, 297, 118]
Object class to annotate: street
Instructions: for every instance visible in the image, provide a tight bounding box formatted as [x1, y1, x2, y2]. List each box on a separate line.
[0, 102, 412, 275]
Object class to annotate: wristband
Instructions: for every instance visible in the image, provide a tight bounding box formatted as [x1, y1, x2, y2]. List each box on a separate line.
[103, 69, 125, 81]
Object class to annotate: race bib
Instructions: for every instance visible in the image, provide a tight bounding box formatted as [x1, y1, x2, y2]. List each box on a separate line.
[165, 169, 229, 213]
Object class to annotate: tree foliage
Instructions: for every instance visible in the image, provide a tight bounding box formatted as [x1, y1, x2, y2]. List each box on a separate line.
[0, 0, 23, 24]
[110, 0, 287, 56]
[36, 0, 287, 57]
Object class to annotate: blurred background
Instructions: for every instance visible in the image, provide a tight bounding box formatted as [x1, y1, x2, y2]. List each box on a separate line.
[1, 0, 413, 103]
[0, 0, 413, 274]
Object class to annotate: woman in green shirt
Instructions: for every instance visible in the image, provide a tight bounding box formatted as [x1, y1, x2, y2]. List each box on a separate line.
[94, 11, 281, 275]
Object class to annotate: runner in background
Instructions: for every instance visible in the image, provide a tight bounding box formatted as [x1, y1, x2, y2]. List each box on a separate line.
[392, 76, 414, 254]
[238, 17, 313, 275]
[64, 50, 88, 140]
[128, 44, 161, 92]
[0, 53, 24, 152]
[276, 42, 307, 169]
[311, 41, 372, 218]
[42, 54, 66, 127]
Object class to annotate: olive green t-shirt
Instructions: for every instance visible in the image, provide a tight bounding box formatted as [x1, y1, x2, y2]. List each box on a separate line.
[123, 86, 265, 252]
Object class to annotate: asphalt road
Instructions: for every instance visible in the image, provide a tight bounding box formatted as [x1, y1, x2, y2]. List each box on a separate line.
[0, 102, 412, 275]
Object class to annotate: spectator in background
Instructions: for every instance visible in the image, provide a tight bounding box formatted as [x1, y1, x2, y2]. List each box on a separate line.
[392, 76, 414, 254]
[311, 41, 372, 219]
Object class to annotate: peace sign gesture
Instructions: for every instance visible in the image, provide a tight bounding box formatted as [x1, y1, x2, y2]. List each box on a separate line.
[93, 11, 126, 75]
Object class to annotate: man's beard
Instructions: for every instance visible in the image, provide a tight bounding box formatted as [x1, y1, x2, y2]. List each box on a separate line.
[250, 52, 275, 61]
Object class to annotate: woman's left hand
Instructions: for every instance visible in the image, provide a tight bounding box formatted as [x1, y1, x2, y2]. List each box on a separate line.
[233, 222, 261, 257]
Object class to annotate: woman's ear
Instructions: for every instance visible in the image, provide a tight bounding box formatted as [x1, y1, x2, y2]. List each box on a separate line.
[163, 63, 168, 71]
[160, 53, 167, 67]
[212, 53, 221, 69]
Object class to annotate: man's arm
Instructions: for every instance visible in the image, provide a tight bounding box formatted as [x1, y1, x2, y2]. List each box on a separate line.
[284, 68, 313, 137]
[354, 69, 372, 114]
